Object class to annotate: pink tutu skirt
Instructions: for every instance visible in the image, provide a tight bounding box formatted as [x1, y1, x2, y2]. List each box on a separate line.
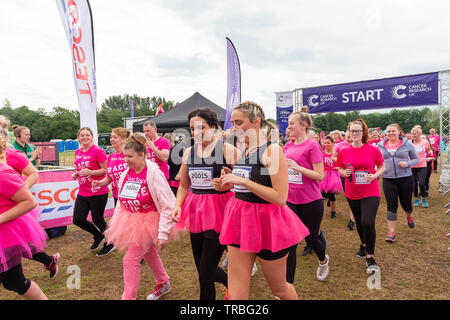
[105, 206, 161, 253]
[176, 191, 234, 234]
[0, 213, 48, 273]
[219, 197, 310, 253]
[320, 169, 343, 194]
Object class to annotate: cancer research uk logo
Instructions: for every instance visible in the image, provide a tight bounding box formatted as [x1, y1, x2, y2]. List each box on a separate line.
[391, 85, 407, 99]
[390, 82, 433, 99]
[308, 95, 319, 107]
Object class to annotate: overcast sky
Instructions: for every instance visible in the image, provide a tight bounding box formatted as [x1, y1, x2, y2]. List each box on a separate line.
[1, 0, 449, 121]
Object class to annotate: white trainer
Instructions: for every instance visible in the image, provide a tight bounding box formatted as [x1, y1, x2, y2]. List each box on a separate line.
[316, 255, 329, 281]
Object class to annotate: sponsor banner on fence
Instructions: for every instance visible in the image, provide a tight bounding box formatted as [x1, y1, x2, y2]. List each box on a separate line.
[276, 91, 294, 136]
[30, 170, 114, 229]
[302, 72, 439, 113]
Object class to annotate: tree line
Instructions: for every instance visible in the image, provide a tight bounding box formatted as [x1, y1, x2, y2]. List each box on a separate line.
[1, 96, 440, 142]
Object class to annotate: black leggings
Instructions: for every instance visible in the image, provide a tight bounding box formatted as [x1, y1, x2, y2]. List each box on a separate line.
[346, 197, 380, 256]
[190, 231, 227, 300]
[73, 193, 108, 239]
[382, 176, 414, 221]
[425, 162, 433, 194]
[286, 199, 325, 284]
[0, 264, 31, 295]
[411, 167, 427, 198]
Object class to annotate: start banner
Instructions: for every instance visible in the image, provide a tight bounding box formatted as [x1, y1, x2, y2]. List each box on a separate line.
[302, 72, 439, 113]
[30, 170, 115, 229]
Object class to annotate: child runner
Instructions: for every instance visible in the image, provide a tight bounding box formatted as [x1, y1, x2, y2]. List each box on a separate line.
[337, 118, 385, 272]
[377, 124, 418, 242]
[0, 135, 48, 299]
[320, 136, 343, 219]
[219, 101, 309, 300]
[104, 133, 176, 300]
[284, 107, 329, 283]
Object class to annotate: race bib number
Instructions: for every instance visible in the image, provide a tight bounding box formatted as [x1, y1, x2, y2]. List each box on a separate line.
[354, 171, 370, 185]
[415, 145, 424, 154]
[232, 166, 252, 193]
[119, 181, 143, 199]
[189, 167, 214, 189]
[288, 168, 303, 184]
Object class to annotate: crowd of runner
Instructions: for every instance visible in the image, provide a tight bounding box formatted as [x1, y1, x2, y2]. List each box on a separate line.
[0, 105, 442, 300]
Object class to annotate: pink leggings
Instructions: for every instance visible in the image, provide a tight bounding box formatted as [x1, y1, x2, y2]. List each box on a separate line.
[121, 244, 169, 300]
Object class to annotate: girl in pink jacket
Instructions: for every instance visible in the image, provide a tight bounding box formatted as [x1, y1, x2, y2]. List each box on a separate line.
[104, 133, 176, 300]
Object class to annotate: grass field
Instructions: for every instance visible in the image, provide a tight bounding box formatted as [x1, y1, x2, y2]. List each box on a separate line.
[1, 171, 449, 300]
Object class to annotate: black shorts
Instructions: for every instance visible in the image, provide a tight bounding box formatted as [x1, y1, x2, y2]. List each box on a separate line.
[229, 244, 292, 261]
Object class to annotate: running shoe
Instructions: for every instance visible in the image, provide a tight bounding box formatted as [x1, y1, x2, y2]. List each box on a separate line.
[301, 244, 313, 256]
[406, 215, 415, 228]
[421, 198, 429, 208]
[223, 287, 229, 300]
[44, 253, 60, 279]
[347, 220, 355, 231]
[366, 257, 379, 272]
[356, 244, 366, 258]
[385, 232, 396, 243]
[316, 254, 330, 281]
[331, 211, 337, 219]
[146, 280, 172, 300]
[96, 243, 115, 257]
[413, 199, 420, 207]
[90, 235, 105, 251]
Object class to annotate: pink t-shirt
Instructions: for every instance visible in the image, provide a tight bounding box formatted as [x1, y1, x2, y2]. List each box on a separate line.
[107, 152, 128, 199]
[323, 151, 337, 171]
[336, 144, 384, 200]
[119, 167, 156, 213]
[335, 141, 351, 153]
[384, 140, 402, 157]
[283, 138, 323, 204]
[74, 145, 109, 197]
[0, 163, 25, 214]
[6, 148, 29, 174]
[412, 140, 430, 168]
[146, 137, 170, 179]
[429, 134, 440, 151]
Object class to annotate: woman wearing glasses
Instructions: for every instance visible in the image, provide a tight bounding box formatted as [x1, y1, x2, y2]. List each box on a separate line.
[336, 119, 385, 272]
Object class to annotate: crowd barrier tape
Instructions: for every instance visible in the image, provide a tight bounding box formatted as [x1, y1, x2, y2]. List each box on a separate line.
[30, 169, 115, 229]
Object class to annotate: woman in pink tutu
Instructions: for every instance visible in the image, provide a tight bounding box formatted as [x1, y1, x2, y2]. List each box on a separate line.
[320, 136, 343, 219]
[171, 107, 239, 300]
[0, 128, 60, 278]
[284, 107, 329, 283]
[218, 101, 310, 300]
[104, 133, 176, 300]
[0, 135, 48, 299]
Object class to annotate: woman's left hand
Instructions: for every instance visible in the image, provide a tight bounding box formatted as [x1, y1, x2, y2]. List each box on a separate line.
[366, 174, 377, 183]
[79, 169, 92, 177]
[286, 158, 301, 172]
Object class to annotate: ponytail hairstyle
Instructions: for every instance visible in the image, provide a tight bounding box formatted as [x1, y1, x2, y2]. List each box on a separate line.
[349, 118, 369, 144]
[411, 125, 422, 136]
[188, 107, 219, 129]
[324, 135, 335, 144]
[289, 106, 314, 132]
[112, 127, 131, 140]
[123, 133, 147, 156]
[234, 101, 277, 139]
[12, 125, 28, 138]
[77, 127, 94, 139]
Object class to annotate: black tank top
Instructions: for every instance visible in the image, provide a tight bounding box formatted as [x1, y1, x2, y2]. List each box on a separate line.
[233, 142, 272, 203]
[187, 140, 231, 194]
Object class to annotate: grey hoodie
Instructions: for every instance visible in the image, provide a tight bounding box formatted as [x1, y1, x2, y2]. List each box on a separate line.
[377, 138, 419, 179]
